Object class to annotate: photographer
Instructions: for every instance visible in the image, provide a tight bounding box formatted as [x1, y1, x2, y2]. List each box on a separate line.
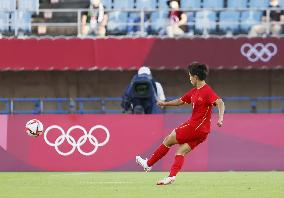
[121, 66, 165, 114]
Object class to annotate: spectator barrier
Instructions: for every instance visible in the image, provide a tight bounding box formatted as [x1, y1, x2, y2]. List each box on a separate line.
[0, 38, 283, 70]
[0, 114, 284, 171]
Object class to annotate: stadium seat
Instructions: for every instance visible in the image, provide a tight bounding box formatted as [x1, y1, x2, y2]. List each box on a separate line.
[203, 0, 224, 9]
[150, 11, 168, 35]
[195, 10, 216, 34]
[279, 0, 284, 8]
[240, 11, 262, 33]
[0, 0, 16, 12]
[186, 12, 195, 34]
[10, 11, 33, 32]
[248, 0, 269, 9]
[227, 0, 247, 9]
[113, 0, 134, 9]
[107, 11, 128, 34]
[219, 11, 240, 34]
[127, 12, 140, 34]
[158, 0, 170, 10]
[136, 0, 157, 9]
[101, 0, 113, 9]
[127, 12, 151, 35]
[18, 0, 39, 13]
[0, 12, 9, 32]
[181, 0, 201, 9]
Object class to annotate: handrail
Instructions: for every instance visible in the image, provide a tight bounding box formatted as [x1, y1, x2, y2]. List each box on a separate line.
[0, 7, 283, 37]
[0, 96, 283, 114]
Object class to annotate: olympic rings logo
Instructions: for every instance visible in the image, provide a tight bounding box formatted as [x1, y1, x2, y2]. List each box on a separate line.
[44, 125, 110, 156]
[240, 43, 277, 62]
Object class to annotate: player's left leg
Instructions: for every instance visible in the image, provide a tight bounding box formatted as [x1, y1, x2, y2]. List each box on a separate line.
[157, 143, 191, 185]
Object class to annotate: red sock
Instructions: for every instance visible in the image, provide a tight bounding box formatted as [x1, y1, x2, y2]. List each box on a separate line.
[147, 144, 170, 167]
[169, 155, 184, 177]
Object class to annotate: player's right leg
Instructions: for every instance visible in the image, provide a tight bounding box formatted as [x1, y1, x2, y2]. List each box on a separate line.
[136, 130, 178, 172]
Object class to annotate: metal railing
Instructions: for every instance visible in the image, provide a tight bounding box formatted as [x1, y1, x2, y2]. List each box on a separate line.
[0, 96, 284, 114]
[0, 8, 283, 37]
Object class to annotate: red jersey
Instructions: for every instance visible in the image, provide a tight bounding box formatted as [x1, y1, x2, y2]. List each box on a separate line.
[180, 84, 219, 133]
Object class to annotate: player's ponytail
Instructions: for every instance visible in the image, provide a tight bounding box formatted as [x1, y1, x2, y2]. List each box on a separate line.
[188, 62, 209, 81]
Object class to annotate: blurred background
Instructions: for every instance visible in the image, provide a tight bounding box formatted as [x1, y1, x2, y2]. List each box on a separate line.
[0, 0, 284, 114]
[0, 0, 284, 172]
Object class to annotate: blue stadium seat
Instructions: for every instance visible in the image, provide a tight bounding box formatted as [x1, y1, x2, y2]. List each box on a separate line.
[158, 0, 170, 10]
[101, 0, 112, 9]
[203, 0, 224, 9]
[195, 10, 217, 34]
[11, 11, 32, 32]
[107, 11, 128, 34]
[0, 0, 16, 11]
[240, 11, 262, 33]
[248, 0, 269, 9]
[279, 0, 284, 8]
[18, 0, 39, 13]
[186, 12, 195, 34]
[150, 11, 168, 35]
[227, 0, 247, 9]
[181, 0, 201, 9]
[127, 12, 140, 34]
[219, 11, 240, 33]
[0, 12, 9, 32]
[136, 0, 157, 9]
[113, 0, 134, 9]
[127, 12, 151, 35]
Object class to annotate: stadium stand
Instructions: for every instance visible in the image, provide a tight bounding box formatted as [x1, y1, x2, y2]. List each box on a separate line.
[240, 10, 263, 33]
[0, 0, 16, 34]
[113, 0, 134, 9]
[203, 0, 224, 9]
[181, 0, 201, 9]
[127, 12, 151, 35]
[0, 0, 16, 12]
[10, 11, 33, 33]
[227, 0, 247, 9]
[0, 12, 9, 32]
[136, 0, 157, 10]
[158, 0, 170, 10]
[219, 11, 240, 34]
[18, 0, 40, 13]
[150, 11, 167, 34]
[107, 11, 128, 34]
[248, 0, 269, 9]
[195, 10, 217, 34]
[280, 0, 284, 7]
[101, 0, 113, 9]
[0, 0, 282, 36]
[0, 0, 283, 38]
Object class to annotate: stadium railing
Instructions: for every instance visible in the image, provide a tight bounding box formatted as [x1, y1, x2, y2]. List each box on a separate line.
[0, 96, 283, 114]
[0, 8, 283, 37]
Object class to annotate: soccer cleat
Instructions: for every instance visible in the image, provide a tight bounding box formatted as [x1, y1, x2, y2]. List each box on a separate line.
[135, 156, 152, 172]
[156, 176, 176, 185]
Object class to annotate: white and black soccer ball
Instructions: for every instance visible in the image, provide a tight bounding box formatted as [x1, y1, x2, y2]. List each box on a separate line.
[25, 119, 44, 137]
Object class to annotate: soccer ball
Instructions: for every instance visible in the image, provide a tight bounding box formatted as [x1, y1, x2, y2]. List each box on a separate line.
[25, 119, 44, 137]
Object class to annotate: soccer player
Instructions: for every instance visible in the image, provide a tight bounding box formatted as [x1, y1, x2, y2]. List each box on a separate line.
[136, 62, 225, 185]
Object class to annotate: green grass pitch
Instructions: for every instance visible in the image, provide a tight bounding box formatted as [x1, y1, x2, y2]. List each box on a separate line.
[0, 172, 283, 198]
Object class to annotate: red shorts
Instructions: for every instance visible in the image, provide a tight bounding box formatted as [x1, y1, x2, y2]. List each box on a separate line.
[175, 122, 209, 150]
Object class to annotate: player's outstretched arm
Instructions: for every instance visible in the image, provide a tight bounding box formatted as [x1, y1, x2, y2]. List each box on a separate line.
[157, 99, 185, 107]
[215, 99, 225, 127]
